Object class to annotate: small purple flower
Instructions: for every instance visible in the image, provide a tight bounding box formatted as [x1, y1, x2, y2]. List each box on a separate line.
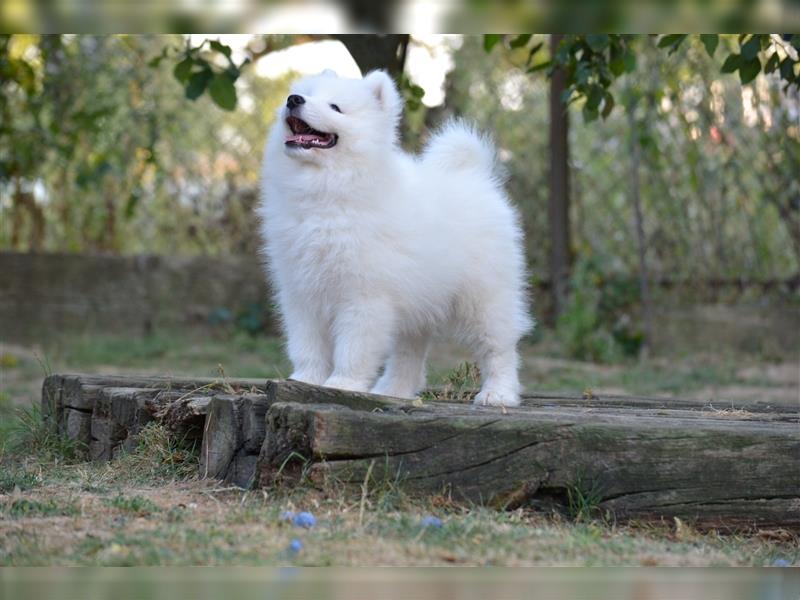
[288, 538, 303, 554]
[772, 558, 790, 567]
[421, 516, 443, 528]
[279, 510, 295, 522]
[292, 511, 316, 528]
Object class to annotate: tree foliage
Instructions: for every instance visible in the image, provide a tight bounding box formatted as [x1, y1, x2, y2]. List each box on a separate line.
[449, 36, 798, 281]
[0, 34, 293, 254]
[486, 34, 799, 121]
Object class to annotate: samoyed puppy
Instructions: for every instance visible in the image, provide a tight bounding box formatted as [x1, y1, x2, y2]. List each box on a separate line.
[258, 69, 533, 406]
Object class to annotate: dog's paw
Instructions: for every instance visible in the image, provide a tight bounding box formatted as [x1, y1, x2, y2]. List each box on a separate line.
[289, 371, 328, 386]
[474, 388, 520, 408]
[323, 376, 369, 393]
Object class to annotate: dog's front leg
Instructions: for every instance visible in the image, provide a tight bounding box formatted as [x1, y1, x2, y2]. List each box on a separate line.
[323, 300, 395, 393]
[283, 301, 332, 386]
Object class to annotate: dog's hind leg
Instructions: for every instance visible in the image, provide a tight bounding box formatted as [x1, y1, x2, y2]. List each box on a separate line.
[458, 295, 526, 408]
[371, 331, 430, 399]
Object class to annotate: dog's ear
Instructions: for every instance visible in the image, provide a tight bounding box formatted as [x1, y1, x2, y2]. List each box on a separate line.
[364, 70, 402, 117]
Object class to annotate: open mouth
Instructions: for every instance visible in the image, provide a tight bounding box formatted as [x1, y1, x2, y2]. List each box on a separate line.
[285, 116, 338, 149]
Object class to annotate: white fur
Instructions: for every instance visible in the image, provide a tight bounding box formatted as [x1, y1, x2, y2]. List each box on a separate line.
[258, 70, 533, 406]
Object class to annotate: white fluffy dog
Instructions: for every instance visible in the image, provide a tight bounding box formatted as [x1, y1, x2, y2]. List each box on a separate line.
[258, 69, 533, 406]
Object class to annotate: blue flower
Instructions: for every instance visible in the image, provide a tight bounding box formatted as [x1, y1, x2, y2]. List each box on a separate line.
[772, 558, 790, 567]
[292, 511, 316, 528]
[421, 516, 443, 528]
[288, 538, 303, 554]
[279, 510, 295, 522]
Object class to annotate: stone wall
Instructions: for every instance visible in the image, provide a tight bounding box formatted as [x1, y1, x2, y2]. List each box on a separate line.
[0, 252, 274, 343]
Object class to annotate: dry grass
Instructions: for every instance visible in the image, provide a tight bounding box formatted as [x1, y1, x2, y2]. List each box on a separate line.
[1, 335, 798, 566]
[2, 467, 797, 567]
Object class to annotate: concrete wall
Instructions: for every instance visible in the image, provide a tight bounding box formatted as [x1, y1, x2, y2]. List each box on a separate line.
[1, 252, 797, 358]
[0, 252, 275, 343]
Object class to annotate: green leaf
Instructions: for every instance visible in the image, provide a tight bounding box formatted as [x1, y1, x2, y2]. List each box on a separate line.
[575, 62, 591, 85]
[601, 92, 615, 119]
[623, 50, 637, 72]
[779, 57, 797, 82]
[609, 56, 625, 76]
[586, 34, 609, 52]
[173, 56, 193, 82]
[527, 60, 551, 73]
[582, 104, 599, 122]
[148, 47, 169, 68]
[740, 35, 761, 61]
[124, 190, 140, 219]
[483, 34, 503, 52]
[208, 73, 237, 110]
[586, 85, 603, 111]
[657, 34, 686, 49]
[525, 41, 544, 66]
[209, 40, 232, 58]
[185, 69, 212, 100]
[700, 34, 718, 57]
[764, 52, 780, 74]
[509, 34, 532, 49]
[720, 53, 741, 74]
[738, 56, 761, 84]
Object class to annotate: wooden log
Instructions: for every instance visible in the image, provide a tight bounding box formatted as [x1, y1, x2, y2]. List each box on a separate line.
[253, 385, 800, 530]
[63, 407, 91, 448]
[40, 374, 800, 529]
[148, 390, 212, 440]
[200, 394, 245, 481]
[198, 380, 411, 488]
[41, 374, 264, 464]
[200, 395, 265, 488]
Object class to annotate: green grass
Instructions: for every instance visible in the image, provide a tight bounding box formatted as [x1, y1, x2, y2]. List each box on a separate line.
[56, 332, 290, 379]
[105, 494, 161, 516]
[1, 402, 86, 464]
[3, 498, 79, 519]
[0, 468, 40, 493]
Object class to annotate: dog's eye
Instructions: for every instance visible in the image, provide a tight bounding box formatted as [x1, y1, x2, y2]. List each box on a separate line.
[329, 103, 342, 113]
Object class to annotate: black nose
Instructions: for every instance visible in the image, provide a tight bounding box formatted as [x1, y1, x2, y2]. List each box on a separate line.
[287, 94, 305, 109]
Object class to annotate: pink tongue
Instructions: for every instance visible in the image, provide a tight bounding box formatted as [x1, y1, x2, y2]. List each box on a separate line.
[286, 134, 326, 143]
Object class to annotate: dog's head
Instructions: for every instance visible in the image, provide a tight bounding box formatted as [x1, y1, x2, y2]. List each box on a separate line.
[278, 69, 402, 163]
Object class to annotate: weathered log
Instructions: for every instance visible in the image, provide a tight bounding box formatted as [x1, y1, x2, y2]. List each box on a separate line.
[41, 374, 800, 529]
[198, 381, 407, 487]
[252, 381, 800, 530]
[42, 374, 265, 463]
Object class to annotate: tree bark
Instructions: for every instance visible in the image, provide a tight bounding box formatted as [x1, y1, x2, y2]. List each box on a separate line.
[333, 34, 410, 80]
[548, 34, 572, 323]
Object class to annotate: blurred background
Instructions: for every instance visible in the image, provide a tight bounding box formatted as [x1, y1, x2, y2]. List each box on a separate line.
[1, 33, 798, 412]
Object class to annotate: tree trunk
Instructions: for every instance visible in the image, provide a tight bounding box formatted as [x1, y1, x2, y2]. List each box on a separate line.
[333, 34, 410, 80]
[548, 34, 571, 323]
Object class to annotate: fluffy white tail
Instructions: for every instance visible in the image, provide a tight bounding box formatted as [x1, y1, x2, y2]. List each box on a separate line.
[422, 120, 497, 175]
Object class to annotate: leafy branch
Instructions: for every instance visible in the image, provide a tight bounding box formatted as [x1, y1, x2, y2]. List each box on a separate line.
[149, 39, 249, 111]
[485, 34, 799, 122]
